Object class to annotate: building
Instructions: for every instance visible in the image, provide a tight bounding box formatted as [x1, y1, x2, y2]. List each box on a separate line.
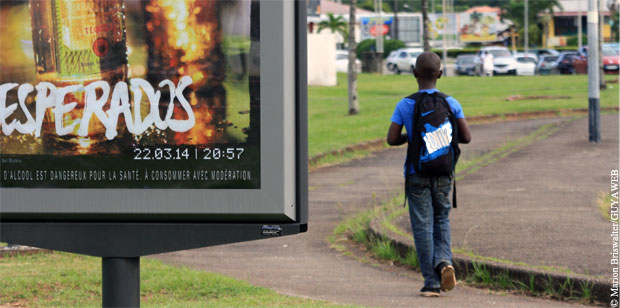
[544, 0, 613, 47]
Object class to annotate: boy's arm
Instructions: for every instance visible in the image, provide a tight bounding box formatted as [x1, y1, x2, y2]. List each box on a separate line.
[387, 122, 407, 146]
[457, 118, 472, 144]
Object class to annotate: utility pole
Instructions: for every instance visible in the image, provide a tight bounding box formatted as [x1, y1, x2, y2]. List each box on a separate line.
[394, 0, 399, 40]
[599, 0, 606, 89]
[524, 0, 529, 55]
[578, 0, 583, 50]
[442, 0, 447, 76]
[377, 0, 384, 54]
[587, 0, 600, 142]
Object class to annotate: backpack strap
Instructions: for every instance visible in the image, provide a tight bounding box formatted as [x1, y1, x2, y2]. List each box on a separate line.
[452, 175, 457, 208]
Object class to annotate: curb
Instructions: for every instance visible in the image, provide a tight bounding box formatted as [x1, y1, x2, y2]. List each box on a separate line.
[368, 216, 610, 305]
[308, 107, 620, 167]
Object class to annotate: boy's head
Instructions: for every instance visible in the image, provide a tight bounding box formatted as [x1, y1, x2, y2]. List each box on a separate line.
[414, 52, 442, 85]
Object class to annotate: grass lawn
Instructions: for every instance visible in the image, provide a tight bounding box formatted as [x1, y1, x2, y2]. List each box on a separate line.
[0, 251, 357, 307]
[308, 73, 619, 157]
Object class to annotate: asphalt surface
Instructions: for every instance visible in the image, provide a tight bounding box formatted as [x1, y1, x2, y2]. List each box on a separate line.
[393, 114, 618, 277]
[154, 116, 613, 307]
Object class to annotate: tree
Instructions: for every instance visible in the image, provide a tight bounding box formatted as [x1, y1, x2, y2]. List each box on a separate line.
[609, 0, 619, 42]
[348, 0, 360, 115]
[501, 0, 561, 47]
[318, 13, 348, 42]
[421, 0, 430, 51]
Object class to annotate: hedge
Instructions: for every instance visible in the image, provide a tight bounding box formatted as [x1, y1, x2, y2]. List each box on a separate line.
[356, 39, 406, 59]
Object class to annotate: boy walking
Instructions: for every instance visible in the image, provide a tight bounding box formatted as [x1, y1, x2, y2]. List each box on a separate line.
[386, 52, 471, 297]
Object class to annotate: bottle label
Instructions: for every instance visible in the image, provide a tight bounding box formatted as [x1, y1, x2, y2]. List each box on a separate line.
[52, 0, 125, 77]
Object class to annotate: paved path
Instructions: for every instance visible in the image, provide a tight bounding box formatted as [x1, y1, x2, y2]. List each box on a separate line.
[155, 117, 607, 307]
[393, 114, 619, 277]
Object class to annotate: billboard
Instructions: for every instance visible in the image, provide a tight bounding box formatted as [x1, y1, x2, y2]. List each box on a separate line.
[458, 11, 504, 43]
[0, 0, 305, 224]
[360, 16, 393, 41]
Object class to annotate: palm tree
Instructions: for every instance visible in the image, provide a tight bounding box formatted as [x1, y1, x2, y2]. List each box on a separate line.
[348, 0, 359, 115]
[421, 0, 430, 51]
[318, 13, 348, 43]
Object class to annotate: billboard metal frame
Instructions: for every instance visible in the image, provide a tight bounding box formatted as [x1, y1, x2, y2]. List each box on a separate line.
[0, 0, 308, 258]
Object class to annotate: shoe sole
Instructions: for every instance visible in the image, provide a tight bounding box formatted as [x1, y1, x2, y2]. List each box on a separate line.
[419, 291, 440, 297]
[440, 265, 456, 291]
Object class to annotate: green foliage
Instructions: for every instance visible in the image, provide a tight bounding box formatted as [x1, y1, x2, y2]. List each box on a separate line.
[578, 280, 595, 302]
[371, 238, 399, 260]
[401, 248, 419, 268]
[501, 0, 561, 47]
[358, 0, 392, 12]
[566, 35, 587, 47]
[318, 13, 348, 43]
[470, 262, 493, 284]
[0, 252, 350, 307]
[356, 39, 405, 59]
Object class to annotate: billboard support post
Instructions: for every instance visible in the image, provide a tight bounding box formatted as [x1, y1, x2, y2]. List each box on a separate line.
[102, 257, 140, 308]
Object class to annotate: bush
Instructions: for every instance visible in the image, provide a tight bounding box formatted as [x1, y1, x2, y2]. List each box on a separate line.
[356, 39, 405, 59]
[566, 36, 587, 46]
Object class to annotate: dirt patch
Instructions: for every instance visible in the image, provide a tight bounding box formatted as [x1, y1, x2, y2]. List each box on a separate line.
[505, 95, 572, 101]
[0, 246, 52, 258]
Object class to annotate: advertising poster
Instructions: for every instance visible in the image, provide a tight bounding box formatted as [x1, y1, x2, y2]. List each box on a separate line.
[0, 0, 261, 189]
[360, 16, 392, 41]
[428, 13, 457, 42]
[458, 11, 501, 43]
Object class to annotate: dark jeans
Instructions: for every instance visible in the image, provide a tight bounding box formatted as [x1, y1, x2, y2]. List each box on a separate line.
[406, 173, 453, 289]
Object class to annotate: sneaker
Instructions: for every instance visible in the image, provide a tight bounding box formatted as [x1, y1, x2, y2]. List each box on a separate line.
[419, 286, 440, 297]
[439, 264, 456, 291]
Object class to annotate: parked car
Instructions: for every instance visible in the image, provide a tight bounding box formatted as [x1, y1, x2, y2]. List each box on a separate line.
[335, 50, 361, 73]
[477, 46, 517, 75]
[514, 53, 537, 76]
[575, 47, 620, 74]
[530, 48, 560, 59]
[556, 52, 579, 74]
[455, 54, 480, 76]
[604, 43, 620, 54]
[393, 48, 424, 74]
[385, 50, 400, 72]
[602, 47, 620, 74]
[538, 55, 560, 75]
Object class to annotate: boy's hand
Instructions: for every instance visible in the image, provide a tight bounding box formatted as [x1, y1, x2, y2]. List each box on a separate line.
[387, 122, 407, 146]
[457, 118, 471, 144]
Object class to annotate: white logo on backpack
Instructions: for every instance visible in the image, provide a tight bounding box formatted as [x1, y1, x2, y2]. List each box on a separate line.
[423, 121, 453, 155]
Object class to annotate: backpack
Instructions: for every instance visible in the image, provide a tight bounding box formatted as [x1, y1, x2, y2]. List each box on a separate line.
[405, 91, 461, 208]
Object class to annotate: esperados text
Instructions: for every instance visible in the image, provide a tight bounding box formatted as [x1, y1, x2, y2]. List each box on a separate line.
[0, 76, 196, 139]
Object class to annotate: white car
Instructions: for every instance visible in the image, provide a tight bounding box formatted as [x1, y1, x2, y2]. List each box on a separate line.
[514, 53, 538, 76]
[393, 48, 424, 74]
[335, 50, 361, 73]
[477, 46, 518, 75]
[385, 50, 400, 72]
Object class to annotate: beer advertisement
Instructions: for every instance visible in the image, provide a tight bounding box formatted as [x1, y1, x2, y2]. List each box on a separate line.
[0, 0, 261, 189]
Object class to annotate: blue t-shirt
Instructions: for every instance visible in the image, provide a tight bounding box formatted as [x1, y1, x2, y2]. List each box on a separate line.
[390, 88, 465, 177]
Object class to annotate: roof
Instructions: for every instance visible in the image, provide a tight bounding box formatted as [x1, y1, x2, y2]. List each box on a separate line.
[319, 0, 373, 15]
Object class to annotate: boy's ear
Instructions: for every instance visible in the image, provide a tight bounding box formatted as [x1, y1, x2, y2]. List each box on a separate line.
[413, 69, 418, 78]
[437, 69, 443, 79]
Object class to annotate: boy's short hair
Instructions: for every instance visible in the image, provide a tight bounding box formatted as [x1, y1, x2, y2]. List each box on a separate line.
[415, 52, 441, 80]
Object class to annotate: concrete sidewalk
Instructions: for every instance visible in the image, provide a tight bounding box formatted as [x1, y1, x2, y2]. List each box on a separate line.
[155, 116, 610, 307]
[391, 114, 618, 278]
